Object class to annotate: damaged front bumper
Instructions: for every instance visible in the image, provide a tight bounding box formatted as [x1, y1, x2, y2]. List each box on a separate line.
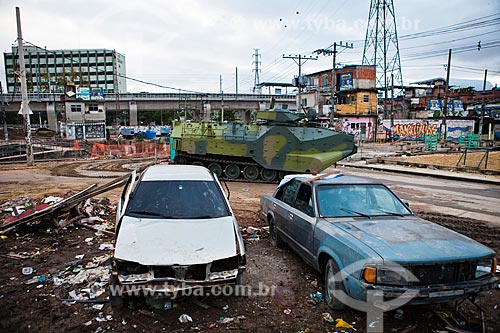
[360, 275, 498, 305]
[111, 256, 246, 298]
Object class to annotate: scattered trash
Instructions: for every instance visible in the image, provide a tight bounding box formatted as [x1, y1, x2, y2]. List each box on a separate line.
[83, 320, 92, 326]
[335, 318, 354, 329]
[310, 279, 318, 288]
[22, 267, 34, 275]
[99, 243, 114, 251]
[92, 304, 104, 310]
[26, 275, 47, 284]
[246, 226, 261, 234]
[178, 314, 193, 323]
[308, 291, 323, 303]
[75, 254, 85, 260]
[85, 237, 94, 243]
[43, 196, 63, 204]
[394, 308, 404, 320]
[218, 317, 234, 324]
[322, 312, 334, 323]
[0, 235, 7, 240]
[222, 304, 229, 310]
[164, 301, 174, 310]
[284, 309, 292, 315]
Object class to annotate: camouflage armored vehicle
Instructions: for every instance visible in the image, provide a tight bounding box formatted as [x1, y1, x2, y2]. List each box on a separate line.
[170, 109, 356, 182]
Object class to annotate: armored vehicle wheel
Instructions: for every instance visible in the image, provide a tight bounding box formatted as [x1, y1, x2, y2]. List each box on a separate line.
[225, 164, 241, 179]
[175, 156, 188, 165]
[261, 169, 277, 182]
[278, 171, 287, 180]
[192, 161, 204, 166]
[208, 163, 223, 177]
[243, 165, 259, 181]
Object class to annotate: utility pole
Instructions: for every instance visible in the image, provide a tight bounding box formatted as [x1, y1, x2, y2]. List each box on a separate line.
[220, 75, 224, 122]
[16, 7, 34, 166]
[0, 81, 7, 140]
[235, 67, 238, 98]
[391, 73, 394, 131]
[479, 69, 487, 143]
[282, 53, 317, 112]
[315, 41, 353, 123]
[442, 48, 452, 143]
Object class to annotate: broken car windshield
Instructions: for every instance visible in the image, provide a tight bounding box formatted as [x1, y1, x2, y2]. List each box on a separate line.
[125, 180, 230, 219]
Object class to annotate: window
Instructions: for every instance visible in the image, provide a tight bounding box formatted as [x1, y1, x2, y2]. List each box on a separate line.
[363, 94, 369, 103]
[126, 180, 229, 219]
[301, 98, 307, 107]
[294, 184, 315, 217]
[321, 74, 328, 87]
[88, 104, 99, 112]
[70, 104, 82, 112]
[277, 180, 300, 206]
[317, 184, 411, 218]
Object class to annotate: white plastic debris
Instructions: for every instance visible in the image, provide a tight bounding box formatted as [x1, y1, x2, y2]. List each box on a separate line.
[43, 196, 63, 204]
[178, 314, 193, 323]
[99, 244, 114, 251]
[22, 267, 33, 275]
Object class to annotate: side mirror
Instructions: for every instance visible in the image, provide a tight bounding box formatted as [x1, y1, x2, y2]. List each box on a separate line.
[404, 202, 410, 208]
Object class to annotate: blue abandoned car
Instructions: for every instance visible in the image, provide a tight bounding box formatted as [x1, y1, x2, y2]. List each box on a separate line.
[260, 173, 497, 309]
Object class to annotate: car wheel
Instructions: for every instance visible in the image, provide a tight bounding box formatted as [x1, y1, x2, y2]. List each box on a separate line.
[269, 217, 285, 248]
[324, 258, 347, 310]
[109, 276, 124, 309]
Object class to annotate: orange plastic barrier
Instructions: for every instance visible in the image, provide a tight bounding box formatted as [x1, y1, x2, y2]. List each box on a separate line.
[91, 142, 170, 159]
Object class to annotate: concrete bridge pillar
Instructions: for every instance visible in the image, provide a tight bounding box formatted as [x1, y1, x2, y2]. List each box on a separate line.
[46, 102, 58, 132]
[129, 101, 138, 126]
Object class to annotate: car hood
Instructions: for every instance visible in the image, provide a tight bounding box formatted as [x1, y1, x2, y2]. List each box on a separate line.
[114, 215, 239, 265]
[333, 216, 494, 263]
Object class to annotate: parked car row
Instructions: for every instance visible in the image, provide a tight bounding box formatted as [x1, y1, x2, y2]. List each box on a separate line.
[110, 165, 497, 312]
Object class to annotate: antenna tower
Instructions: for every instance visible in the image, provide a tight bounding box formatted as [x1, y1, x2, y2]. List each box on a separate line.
[252, 49, 261, 94]
[362, 0, 403, 96]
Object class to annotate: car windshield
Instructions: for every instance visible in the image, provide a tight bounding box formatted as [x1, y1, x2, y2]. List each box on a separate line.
[125, 180, 230, 219]
[317, 184, 412, 218]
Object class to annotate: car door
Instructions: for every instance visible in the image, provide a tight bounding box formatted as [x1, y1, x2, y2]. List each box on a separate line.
[273, 179, 300, 241]
[287, 182, 317, 265]
[115, 170, 136, 232]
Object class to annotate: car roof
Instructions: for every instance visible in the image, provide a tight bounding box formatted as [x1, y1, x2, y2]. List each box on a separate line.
[141, 164, 215, 182]
[291, 173, 379, 185]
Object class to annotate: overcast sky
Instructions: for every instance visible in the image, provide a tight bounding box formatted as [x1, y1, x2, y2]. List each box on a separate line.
[1, 0, 499, 94]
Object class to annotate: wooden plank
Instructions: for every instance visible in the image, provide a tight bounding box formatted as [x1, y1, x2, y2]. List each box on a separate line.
[301, 170, 342, 184]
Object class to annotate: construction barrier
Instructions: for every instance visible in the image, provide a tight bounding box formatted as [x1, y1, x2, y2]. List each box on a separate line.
[90, 142, 170, 159]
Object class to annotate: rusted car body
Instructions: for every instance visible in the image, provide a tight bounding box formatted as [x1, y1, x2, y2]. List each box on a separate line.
[260, 173, 497, 309]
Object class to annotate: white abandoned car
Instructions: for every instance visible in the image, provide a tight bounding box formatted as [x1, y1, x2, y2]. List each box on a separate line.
[109, 164, 246, 307]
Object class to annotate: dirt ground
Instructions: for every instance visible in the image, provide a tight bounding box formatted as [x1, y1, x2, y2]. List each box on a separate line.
[387, 151, 500, 171]
[0, 160, 499, 333]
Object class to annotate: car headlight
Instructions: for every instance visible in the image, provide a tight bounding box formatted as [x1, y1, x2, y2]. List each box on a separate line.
[363, 265, 413, 286]
[475, 257, 496, 278]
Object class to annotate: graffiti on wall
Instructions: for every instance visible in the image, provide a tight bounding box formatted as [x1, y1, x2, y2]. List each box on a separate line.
[382, 119, 475, 141]
[383, 121, 440, 140]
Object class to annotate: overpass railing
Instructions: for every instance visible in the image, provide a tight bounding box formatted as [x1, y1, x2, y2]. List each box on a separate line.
[3, 92, 296, 102]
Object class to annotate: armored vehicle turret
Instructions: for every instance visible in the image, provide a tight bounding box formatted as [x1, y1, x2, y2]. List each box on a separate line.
[170, 109, 357, 182]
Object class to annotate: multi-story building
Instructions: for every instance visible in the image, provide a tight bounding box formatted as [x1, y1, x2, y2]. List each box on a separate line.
[302, 65, 379, 140]
[302, 65, 377, 116]
[3, 46, 126, 94]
